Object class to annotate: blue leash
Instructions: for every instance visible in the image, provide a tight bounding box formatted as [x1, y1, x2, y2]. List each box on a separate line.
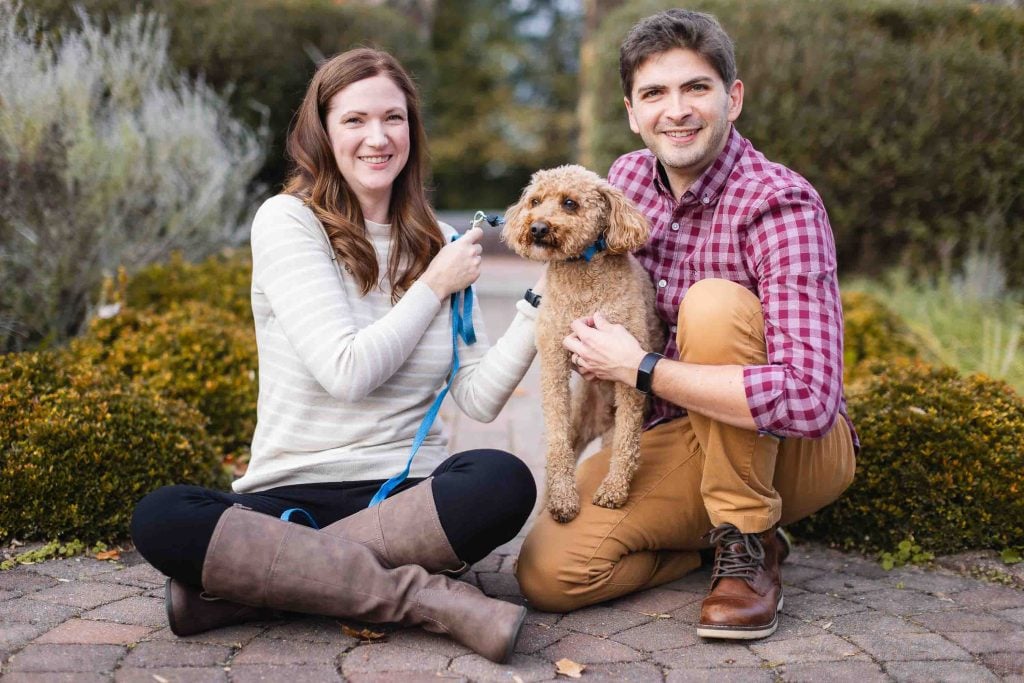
[364, 214, 500, 508]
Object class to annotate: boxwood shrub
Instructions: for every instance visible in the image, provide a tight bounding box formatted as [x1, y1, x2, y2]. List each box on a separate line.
[125, 250, 253, 323]
[841, 290, 923, 384]
[0, 348, 228, 542]
[73, 300, 257, 459]
[794, 360, 1024, 555]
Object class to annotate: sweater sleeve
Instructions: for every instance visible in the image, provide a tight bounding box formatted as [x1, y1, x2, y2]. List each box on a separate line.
[250, 195, 442, 402]
[447, 295, 538, 423]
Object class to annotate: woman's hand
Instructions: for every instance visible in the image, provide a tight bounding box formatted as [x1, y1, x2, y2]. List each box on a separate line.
[420, 227, 484, 300]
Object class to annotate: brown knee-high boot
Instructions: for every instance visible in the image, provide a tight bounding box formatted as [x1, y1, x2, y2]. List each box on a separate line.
[322, 478, 467, 575]
[165, 577, 276, 637]
[201, 505, 525, 663]
[166, 480, 471, 636]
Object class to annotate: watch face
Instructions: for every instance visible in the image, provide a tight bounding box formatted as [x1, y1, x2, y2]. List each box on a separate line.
[636, 352, 662, 394]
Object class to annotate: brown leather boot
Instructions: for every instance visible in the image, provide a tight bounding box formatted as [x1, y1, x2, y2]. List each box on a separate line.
[697, 523, 783, 640]
[165, 578, 276, 636]
[202, 505, 526, 663]
[323, 478, 468, 576]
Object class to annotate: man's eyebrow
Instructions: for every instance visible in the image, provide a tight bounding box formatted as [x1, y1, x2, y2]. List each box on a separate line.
[636, 76, 714, 94]
[681, 76, 715, 88]
[635, 84, 666, 95]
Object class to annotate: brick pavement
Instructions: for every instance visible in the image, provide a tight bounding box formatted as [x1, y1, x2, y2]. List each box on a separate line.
[2, 255, 1024, 682]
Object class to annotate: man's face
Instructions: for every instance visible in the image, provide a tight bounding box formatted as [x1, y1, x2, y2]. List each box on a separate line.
[624, 47, 743, 197]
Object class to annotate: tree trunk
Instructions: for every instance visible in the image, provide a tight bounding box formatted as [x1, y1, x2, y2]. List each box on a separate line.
[578, 0, 624, 170]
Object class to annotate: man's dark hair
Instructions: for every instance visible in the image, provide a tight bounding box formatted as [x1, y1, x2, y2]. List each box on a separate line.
[619, 9, 737, 100]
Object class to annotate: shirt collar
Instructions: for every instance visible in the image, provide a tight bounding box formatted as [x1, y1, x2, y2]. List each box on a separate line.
[649, 125, 745, 207]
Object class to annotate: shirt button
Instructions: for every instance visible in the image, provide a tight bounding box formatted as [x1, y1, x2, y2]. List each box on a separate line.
[658, 279, 667, 288]
[701, 195, 711, 205]
[671, 222, 679, 231]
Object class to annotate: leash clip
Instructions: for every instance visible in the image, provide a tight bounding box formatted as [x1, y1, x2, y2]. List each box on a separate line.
[472, 210, 505, 230]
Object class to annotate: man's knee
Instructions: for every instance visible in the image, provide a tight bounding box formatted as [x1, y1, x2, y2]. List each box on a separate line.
[515, 531, 593, 613]
[678, 278, 764, 365]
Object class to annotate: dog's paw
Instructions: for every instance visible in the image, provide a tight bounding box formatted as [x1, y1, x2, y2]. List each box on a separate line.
[547, 494, 580, 523]
[592, 480, 629, 509]
[546, 474, 580, 523]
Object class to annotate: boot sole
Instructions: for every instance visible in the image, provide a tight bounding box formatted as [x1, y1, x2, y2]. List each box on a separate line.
[164, 578, 183, 637]
[696, 593, 784, 640]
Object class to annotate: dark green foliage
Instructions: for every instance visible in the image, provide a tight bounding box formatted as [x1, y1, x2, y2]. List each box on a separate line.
[841, 290, 923, 384]
[125, 250, 253, 323]
[0, 348, 228, 542]
[794, 361, 1024, 555]
[72, 300, 258, 459]
[590, 0, 1024, 285]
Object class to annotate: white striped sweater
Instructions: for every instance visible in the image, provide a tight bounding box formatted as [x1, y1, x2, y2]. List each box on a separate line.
[233, 194, 538, 493]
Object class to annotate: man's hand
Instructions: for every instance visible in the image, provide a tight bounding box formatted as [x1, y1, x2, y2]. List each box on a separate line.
[562, 311, 646, 386]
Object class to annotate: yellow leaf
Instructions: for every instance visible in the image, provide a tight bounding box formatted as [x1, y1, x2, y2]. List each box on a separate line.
[555, 658, 585, 678]
[640, 611, 672, 619]
[95, 550, 120, 561]
[341, 624, 386, 641]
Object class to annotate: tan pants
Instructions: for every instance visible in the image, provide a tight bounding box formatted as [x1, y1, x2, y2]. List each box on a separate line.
[516, 279, 856, 612]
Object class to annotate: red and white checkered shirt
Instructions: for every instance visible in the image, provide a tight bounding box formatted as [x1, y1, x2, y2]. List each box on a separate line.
[609, 127, 857, 447]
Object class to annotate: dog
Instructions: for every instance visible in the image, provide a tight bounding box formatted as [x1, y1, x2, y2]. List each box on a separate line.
[502, 165, 665, 523]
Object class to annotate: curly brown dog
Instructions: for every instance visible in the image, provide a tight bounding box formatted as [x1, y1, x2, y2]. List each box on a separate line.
[502, 165, 665, 523]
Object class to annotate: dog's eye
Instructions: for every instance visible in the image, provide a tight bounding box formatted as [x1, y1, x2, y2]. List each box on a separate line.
[562, 198, 578, 211]
[530, 198, 541, 207]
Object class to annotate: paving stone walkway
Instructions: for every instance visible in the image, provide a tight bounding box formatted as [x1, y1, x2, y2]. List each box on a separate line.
[2, 255, 1024, 682]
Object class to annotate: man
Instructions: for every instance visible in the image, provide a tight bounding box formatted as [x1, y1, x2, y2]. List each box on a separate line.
[516, 9, 857, 640]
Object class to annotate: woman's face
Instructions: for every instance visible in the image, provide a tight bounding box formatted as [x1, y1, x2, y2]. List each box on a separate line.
[325, 74, 411, 221]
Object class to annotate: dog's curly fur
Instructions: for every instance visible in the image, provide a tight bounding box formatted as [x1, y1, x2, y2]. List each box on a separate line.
[502, 165, 665, 523]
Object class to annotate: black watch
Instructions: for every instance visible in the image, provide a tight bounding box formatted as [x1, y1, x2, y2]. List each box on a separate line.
[524, 288, 542, 308]
[635, 352, 663, 394]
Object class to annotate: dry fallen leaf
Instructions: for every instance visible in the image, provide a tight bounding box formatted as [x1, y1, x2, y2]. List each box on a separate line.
[152, 675, 169, 683]
[640, 611, 672, 619]
[341, 624, 386, 642]
[821, 621, 832, 629]
[513, 677, 525, 683]
[555, 658, 585, 678]
[95, 549, 120, 561]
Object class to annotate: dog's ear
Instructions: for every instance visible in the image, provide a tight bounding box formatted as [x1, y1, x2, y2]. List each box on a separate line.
[600, 182, 649, 253]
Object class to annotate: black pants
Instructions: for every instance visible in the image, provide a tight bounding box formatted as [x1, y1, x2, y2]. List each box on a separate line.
[131, 449, 536, 588]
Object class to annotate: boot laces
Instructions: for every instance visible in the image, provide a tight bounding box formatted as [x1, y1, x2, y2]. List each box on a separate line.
[707, 524, 765, 582]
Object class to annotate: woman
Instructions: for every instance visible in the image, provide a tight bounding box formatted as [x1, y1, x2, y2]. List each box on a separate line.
[130, 48, 543, 663]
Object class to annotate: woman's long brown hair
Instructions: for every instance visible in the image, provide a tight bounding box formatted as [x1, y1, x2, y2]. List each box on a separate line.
[284, 48, 443, 301]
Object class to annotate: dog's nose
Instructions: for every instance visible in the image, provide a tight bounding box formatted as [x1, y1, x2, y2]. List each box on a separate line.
[530, 221, 550, 239]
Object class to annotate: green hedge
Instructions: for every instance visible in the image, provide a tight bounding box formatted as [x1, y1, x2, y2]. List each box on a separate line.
[72, 300, 257, 459]
[840, 290, 923, 384]
[589, 0, 1024, 285]
[794, 360, 1024, 555]
[0, 349, 228, 542]
[125, 250, 253, 323]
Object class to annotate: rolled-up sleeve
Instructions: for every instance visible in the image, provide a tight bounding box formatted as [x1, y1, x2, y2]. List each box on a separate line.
[742, 188, 844, 439]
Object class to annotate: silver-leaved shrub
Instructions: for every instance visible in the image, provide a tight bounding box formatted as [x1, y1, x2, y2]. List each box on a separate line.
[0, 5, 265, 351]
